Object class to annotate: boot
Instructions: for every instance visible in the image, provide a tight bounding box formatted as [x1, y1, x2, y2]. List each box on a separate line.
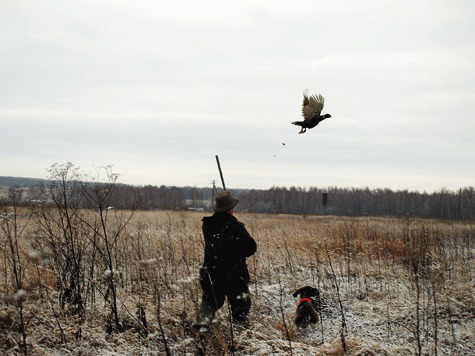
[193, 301, 215, 332]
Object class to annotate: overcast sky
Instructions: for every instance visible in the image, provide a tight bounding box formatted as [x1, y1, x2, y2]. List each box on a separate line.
[1, 0, 474, 192]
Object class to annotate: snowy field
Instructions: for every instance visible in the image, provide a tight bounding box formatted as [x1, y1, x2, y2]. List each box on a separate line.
[1, 210, 474, 355]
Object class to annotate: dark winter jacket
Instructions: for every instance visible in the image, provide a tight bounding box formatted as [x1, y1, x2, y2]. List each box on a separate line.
[201, 212, 257, 281]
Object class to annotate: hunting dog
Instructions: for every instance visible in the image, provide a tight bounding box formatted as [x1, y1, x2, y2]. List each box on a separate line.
[292, 286, 321, 328]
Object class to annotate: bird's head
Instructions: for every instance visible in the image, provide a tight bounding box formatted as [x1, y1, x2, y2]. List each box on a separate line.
[323, 114, 332, 118]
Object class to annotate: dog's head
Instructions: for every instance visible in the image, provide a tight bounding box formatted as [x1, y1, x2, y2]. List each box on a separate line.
[292, 286, 320, 300]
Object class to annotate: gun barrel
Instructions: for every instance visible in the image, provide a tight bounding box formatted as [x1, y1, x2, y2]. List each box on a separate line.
[215, 155, 226, 191]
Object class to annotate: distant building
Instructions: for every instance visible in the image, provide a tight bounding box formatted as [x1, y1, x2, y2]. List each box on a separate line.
[184, 199, 212, 211]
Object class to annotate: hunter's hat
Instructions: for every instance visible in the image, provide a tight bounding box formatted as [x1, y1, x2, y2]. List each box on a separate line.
[215, 191, 239, 212]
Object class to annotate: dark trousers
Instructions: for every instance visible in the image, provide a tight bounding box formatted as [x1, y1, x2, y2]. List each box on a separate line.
[197, 266, 251, 324]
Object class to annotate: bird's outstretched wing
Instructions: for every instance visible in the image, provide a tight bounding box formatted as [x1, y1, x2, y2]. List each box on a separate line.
[301, 90, 324, 121]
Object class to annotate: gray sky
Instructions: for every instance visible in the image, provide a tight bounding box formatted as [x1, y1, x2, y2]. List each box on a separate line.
[1, 0, 474, 192]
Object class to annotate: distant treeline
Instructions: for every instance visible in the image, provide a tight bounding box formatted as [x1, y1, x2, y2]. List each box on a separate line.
[124, 185, 473, 220]
[238, 186, 475, 220]
[50, 185, 475, 220]
[1, 176, 474, 220]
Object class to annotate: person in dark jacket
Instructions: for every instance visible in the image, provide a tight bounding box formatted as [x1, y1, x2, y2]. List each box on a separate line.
[195, 191, 257, 329]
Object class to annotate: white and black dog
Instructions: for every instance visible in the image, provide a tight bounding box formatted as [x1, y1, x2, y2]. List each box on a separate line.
[292, 286, 321, 328]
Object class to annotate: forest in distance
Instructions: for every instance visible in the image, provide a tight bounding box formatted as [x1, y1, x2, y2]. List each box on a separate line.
[1, 175, 474, 220]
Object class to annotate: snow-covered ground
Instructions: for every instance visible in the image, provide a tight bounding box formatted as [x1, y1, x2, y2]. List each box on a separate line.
[2, 264, 472, 355]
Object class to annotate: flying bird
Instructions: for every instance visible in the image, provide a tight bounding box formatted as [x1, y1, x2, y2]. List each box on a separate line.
[292, 89, 332, 134]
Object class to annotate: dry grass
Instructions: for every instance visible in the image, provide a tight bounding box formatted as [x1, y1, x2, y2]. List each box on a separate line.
[1, 210, 474, 354]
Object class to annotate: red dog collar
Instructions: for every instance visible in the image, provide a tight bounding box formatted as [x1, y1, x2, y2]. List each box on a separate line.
[298, 297, 312, 304]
